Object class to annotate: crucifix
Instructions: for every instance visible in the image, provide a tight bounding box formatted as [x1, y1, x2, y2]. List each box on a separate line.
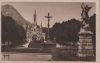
[45, 12, 52, 41]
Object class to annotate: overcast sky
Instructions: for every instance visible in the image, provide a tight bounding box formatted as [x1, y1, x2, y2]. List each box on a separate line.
[2, 2, 95, 27]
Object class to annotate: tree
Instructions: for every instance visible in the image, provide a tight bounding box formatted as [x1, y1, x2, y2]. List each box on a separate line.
[67, 19, 81, 43]
[50, 19, 81, 45]
[2, 15, 26, 47]
[89, 14, 96, 55]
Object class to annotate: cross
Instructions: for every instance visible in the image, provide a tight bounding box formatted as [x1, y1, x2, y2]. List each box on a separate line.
[45, 13, 52, 40]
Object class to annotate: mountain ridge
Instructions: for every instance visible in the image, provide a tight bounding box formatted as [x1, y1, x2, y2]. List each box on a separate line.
[1, 4, 31, 30]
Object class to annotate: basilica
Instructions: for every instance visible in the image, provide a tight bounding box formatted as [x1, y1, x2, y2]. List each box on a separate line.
[23, 10, 45, 47]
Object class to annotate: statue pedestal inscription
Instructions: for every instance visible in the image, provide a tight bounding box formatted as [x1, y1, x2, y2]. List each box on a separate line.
[77, 28, 94, 57]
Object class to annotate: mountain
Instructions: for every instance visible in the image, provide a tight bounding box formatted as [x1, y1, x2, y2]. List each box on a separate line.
[1, 4, 32, 46]
[1, 4, 31, 30]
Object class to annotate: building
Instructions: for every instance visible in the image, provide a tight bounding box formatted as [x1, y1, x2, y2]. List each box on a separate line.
[23, 10, 45, 47]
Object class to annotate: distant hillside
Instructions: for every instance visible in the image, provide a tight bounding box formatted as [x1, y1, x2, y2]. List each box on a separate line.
[1, 4, 31, 30]
[1, 4, 32, 46]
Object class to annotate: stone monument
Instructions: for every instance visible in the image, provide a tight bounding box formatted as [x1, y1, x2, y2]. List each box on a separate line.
[77, 3, 94, 57]
[43, 12, 56, 49]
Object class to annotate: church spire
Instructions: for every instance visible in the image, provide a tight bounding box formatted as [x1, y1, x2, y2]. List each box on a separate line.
[40, 21, 42, 28]
[40, 21, 43, 34]
[33, 9, 37, 25]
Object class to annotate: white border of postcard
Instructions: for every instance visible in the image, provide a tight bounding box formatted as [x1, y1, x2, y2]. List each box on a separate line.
[0, 0, 100, 63]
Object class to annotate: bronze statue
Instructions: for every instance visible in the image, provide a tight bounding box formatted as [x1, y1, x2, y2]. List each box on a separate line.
[81, 3, 92, 31]
[81, 3, 92, 25]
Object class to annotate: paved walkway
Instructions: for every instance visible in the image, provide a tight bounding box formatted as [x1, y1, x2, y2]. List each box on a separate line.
[1, 53, 52, 61]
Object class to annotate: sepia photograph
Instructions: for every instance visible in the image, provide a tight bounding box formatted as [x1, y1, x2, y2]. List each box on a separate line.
[1, 1, 97, 61]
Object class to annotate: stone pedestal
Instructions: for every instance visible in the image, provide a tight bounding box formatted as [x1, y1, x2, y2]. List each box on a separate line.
[77, 28, 94, 57]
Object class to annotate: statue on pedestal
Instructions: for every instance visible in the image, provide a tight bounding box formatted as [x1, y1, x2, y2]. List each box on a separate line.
[77, 3, 94, 57]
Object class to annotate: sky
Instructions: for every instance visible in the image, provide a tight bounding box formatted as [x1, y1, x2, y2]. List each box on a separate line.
[2, 2, 95, 27]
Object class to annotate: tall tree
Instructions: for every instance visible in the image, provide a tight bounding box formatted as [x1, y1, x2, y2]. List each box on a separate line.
[89, 14, 96, 55]
[2, 15, 26, 46]
[50, 19, 81, 45]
